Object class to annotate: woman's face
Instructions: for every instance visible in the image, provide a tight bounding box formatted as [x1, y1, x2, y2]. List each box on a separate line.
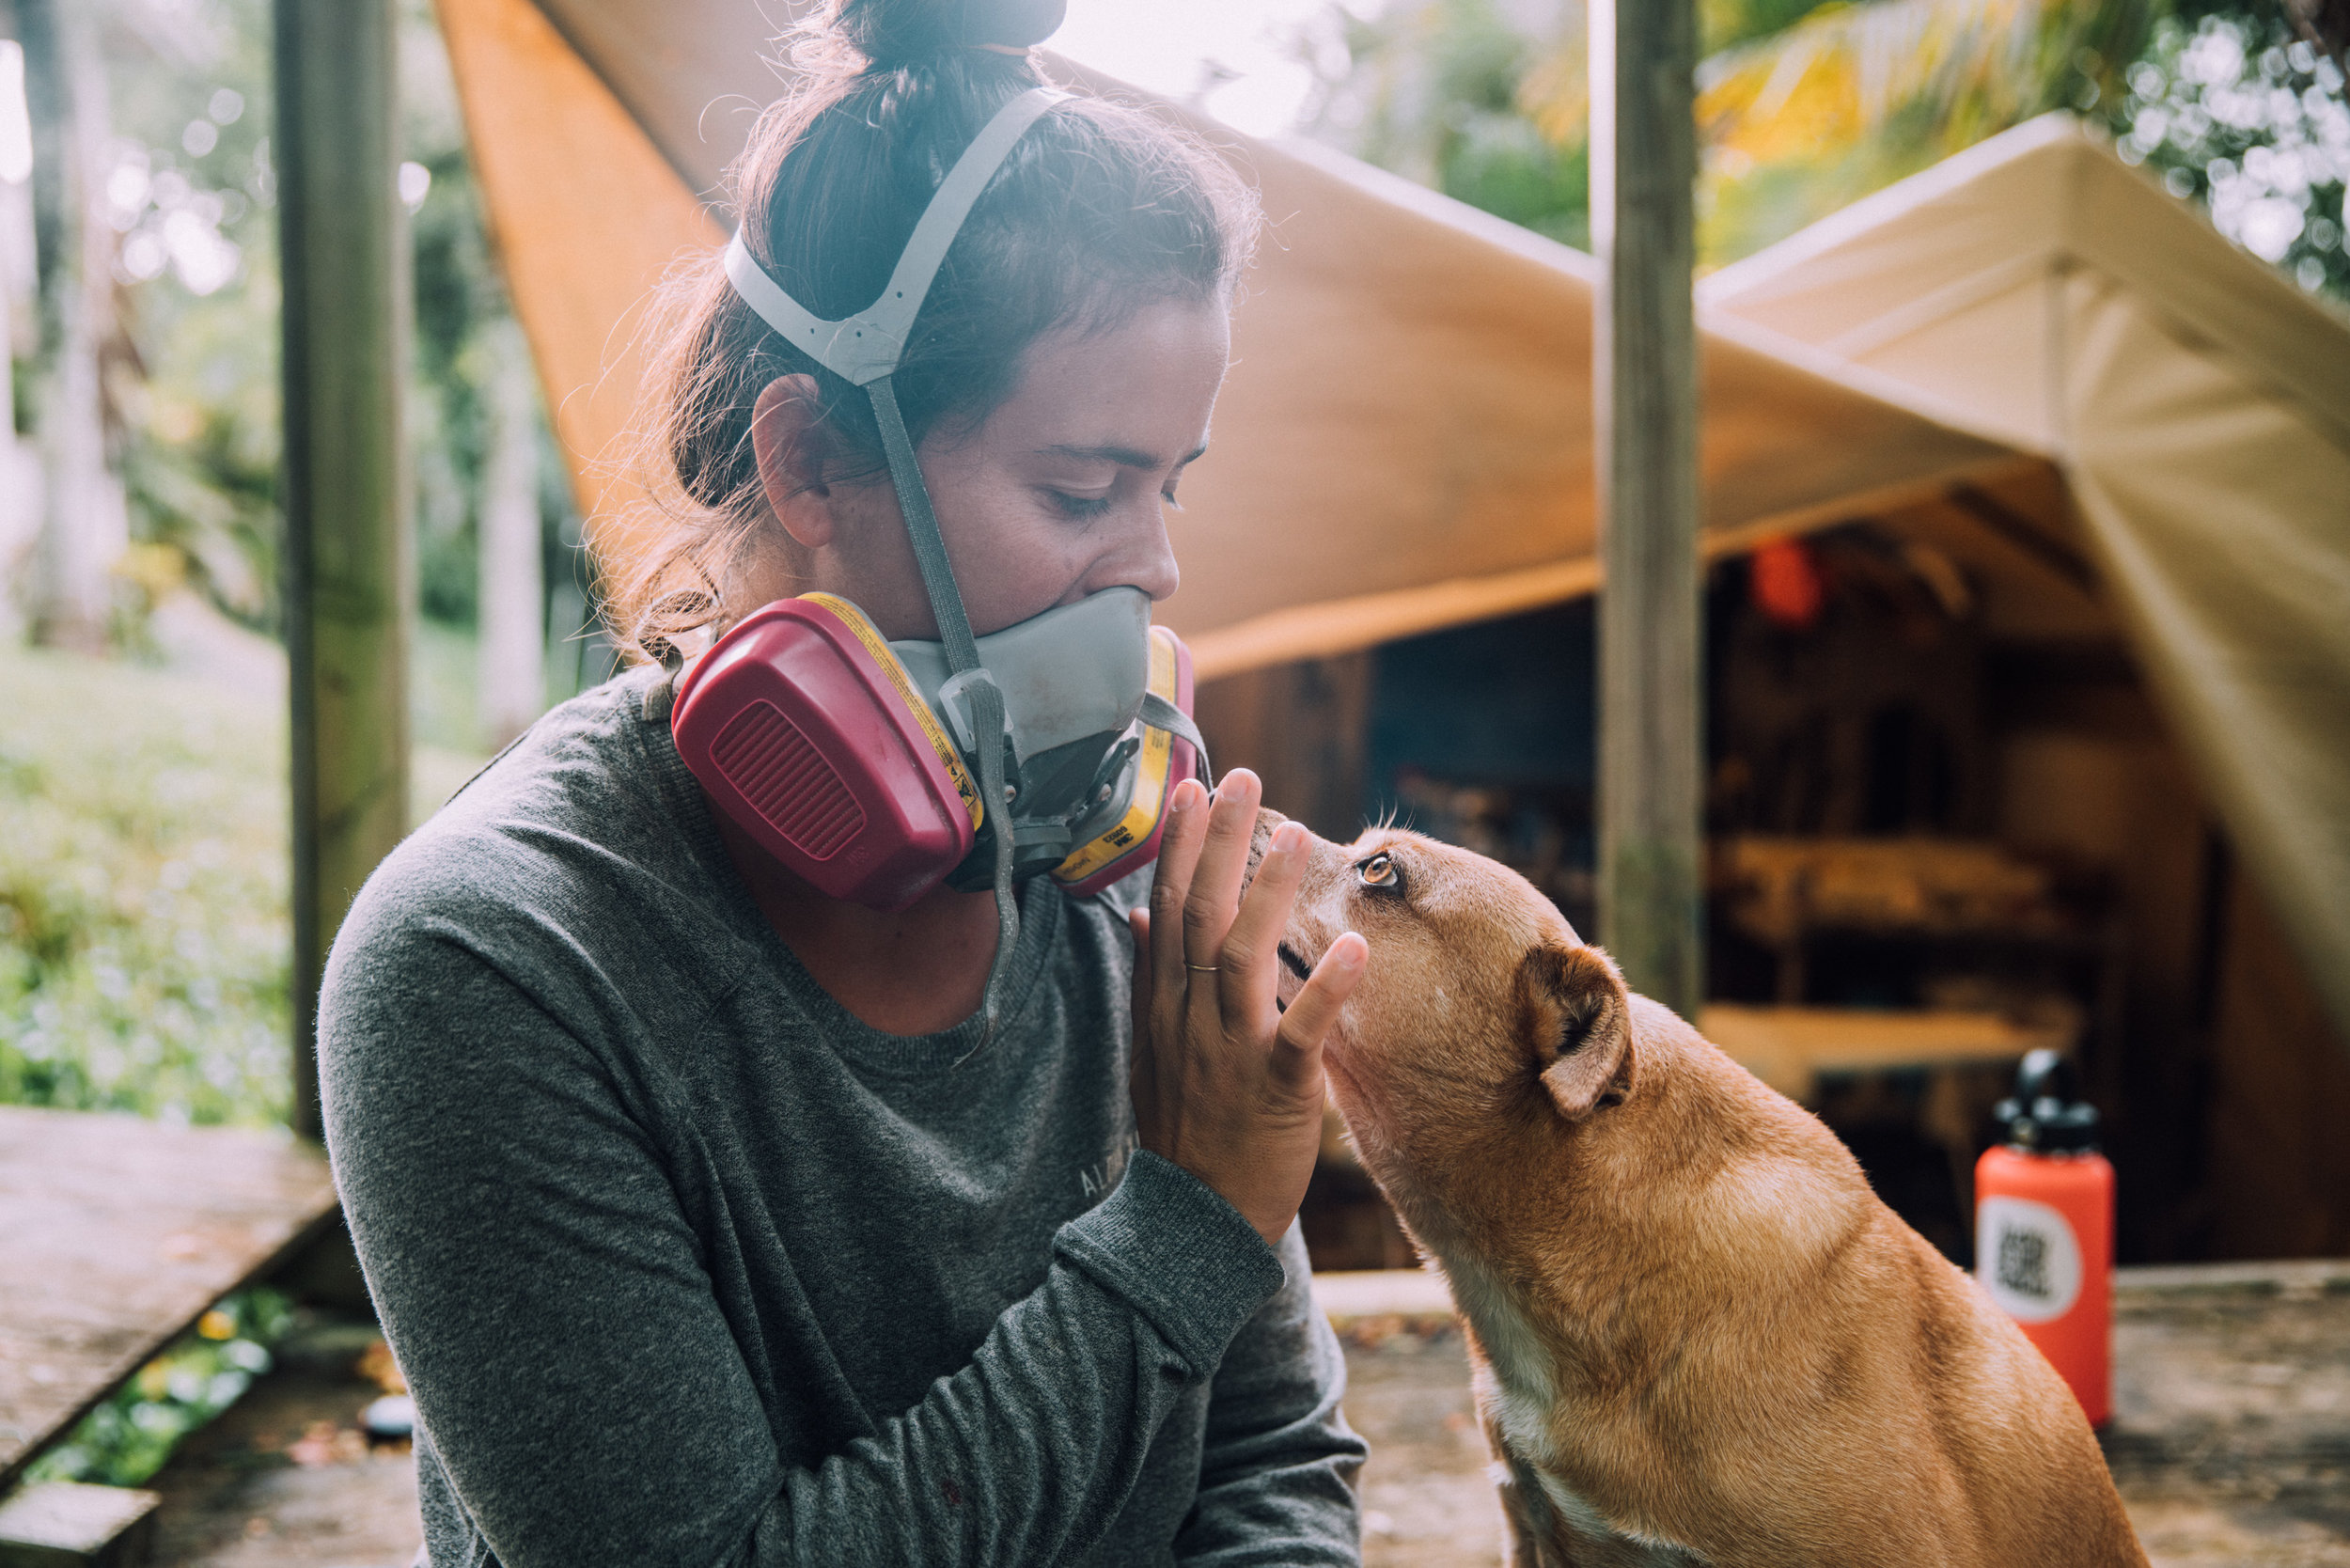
[747, 296, 1231, 640]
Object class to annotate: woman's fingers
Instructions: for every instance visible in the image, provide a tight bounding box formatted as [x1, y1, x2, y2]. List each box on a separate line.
[1127, 907, 1154, 1048]
[1219, 819, 1309, 1021]
[1127, 907, 1161, 1127]
[1181, 770, 1261, 971]
[1148, 779, 1208, 1004]
[1271, 932, 1367, 1092]
[1129, 907, 1153, 994]
[1128, 792, 1371, 1247]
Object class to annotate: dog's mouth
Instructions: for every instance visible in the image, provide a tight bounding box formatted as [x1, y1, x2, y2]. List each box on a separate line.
[1274, 942, 1315, 1013]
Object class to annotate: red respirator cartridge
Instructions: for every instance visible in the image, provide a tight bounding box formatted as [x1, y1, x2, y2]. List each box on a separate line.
[671, 595, 982, 914]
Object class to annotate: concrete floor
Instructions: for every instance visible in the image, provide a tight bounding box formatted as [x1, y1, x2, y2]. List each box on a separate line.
[145, 1318, 418, 1568]
[1340, 1321, 1509, 1568]
[140, 1279, 2348, 1566]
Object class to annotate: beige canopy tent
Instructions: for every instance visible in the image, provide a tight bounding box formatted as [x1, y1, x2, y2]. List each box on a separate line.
[1700, 114, 2350, 1051]
[434, 0, 2015, 687]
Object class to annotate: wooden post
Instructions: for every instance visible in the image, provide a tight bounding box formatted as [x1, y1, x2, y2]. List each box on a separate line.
[1590, 0, 1702, 1016]
[277, 0, 408, 1141]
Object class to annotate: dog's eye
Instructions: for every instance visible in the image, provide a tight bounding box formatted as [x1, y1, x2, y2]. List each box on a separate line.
[1356, 853, 1402, 893]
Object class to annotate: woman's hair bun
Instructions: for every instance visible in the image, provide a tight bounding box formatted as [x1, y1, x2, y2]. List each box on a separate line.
[832, 0, 1068, 66]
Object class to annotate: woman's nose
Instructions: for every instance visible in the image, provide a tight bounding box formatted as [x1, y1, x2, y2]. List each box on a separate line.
[1096, 505, 1181, 604]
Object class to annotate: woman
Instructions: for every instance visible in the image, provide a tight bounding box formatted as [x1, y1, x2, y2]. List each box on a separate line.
[320, 1, 1372, 1563]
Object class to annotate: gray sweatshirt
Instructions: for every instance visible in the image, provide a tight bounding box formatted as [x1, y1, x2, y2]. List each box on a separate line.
[319, 666, 1365, 1568]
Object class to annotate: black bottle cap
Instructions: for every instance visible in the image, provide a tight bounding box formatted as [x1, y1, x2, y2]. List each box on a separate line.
[1993, 1047, 2101, 1154]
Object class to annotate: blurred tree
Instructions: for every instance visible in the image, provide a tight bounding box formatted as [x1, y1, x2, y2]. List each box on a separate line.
[0, 0, 590, 738]
[1675, 0, 2346, 275]
[1310, 0, 1592, 244]
[1691, 1, 2167, 168]
[21, 0, 283, 635]
[1307, 0, 2350, 297]
[2, 36, 39, 617]
[10, 0, 130, 651]
[2115, 14, 2349, 293]
[476, 314, 543, 745]
[403, 8, 587, 745]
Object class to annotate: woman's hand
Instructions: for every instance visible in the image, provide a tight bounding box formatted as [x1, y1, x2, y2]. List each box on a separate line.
[1127, 770, 1368, 1248]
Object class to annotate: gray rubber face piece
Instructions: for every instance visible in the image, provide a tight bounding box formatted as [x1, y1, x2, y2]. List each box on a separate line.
[892, 586, 1152, 779]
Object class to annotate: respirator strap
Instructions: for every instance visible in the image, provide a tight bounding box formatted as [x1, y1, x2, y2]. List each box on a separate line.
[870, 374, 1018, 1056]
[1139, 692, 1213, 783]
[869, 377, 981, 672]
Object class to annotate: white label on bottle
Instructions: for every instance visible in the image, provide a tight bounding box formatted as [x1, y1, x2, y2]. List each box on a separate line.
[1977, 1196, 2083, 1324]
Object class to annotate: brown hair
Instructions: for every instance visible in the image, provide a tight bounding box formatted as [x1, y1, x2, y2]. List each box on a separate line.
[604, 0, 1260, 664]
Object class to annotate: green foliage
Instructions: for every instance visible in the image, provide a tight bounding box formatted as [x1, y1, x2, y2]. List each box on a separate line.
[402, 3, 580, 640]
[411, 148, 498, 631]
[2114, 15, 2350, 293]
[0, 645, 289, 1125]
[1310, 0, 2350, 300]
[1684, 0, 2275, 260]
[96, 0, 285, 632]
[1704, 0, 1841, 54]
[1699, 99, 1958, 261]
[1315, 0, 1593, 244]
[49, 0, 573, 643]
[24, 1288, 293, 1487]
[1446, 114, 1593, 243]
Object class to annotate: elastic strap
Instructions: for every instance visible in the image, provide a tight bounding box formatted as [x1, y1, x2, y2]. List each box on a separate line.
[1139, 692, 1213, 782]
[870, 378, 982, 674]
[871, 375, 1017, 1055]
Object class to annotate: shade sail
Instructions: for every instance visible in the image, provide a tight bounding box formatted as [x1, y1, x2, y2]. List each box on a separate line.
[1702, 115, 2350, 1048]
[435, 0, 2017, 684]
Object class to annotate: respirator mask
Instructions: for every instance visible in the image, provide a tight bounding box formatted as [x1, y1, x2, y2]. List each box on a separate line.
[668, 88, 1212, 1047]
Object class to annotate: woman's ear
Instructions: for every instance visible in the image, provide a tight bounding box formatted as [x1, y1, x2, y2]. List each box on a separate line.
[750, 374, 838, 551]
[1516, 942, 1636, 1121]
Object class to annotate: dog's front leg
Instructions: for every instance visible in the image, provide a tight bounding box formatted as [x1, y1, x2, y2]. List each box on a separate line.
[1494, 1450, 1550, 1568]
[1482, 1403, 1569, 1568]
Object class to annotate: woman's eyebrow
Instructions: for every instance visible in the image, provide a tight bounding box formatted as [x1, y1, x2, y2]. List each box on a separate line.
[1039, 442, 1209, 470]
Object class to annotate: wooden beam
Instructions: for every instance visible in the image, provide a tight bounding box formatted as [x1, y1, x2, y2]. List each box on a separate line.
[0, 1481, 159, 1566]
[276, 0, 408, 1141]
[1591, 0, 1702, 1015]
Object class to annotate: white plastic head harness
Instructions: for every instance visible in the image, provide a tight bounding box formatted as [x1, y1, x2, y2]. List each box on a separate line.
[723, 87, 1071, 1055]
[724, 88, 1066, 387]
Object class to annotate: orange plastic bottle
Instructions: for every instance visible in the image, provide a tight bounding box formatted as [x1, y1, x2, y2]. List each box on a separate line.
[1974, 1049, 2114, 1428]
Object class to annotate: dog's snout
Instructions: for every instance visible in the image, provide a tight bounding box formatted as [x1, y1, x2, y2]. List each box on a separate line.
[1238, 808, 1292, 897]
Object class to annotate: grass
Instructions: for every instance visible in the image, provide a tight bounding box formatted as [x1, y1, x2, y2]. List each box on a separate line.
[0, 645, 293, 1125]
[0, 626, 494, 1127]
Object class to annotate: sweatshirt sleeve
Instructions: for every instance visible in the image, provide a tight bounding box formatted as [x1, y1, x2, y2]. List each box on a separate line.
[321, 920, 1286, 1568]
[1172, 1225, 1368, 1566]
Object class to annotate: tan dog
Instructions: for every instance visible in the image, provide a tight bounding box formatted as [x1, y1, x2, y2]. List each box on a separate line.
[1273, 824, 2147, 1568]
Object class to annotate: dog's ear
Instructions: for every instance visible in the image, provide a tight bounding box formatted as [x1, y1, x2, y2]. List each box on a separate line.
[1516, 942, 1635, 1121]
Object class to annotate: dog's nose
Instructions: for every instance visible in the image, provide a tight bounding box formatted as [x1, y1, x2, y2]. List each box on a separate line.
[1237, 808, 1289, 899]
[1237, 808, 1357, 907]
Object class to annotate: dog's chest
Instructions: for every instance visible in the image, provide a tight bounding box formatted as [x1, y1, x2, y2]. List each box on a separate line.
[1447, 1256, 1710, 1568]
